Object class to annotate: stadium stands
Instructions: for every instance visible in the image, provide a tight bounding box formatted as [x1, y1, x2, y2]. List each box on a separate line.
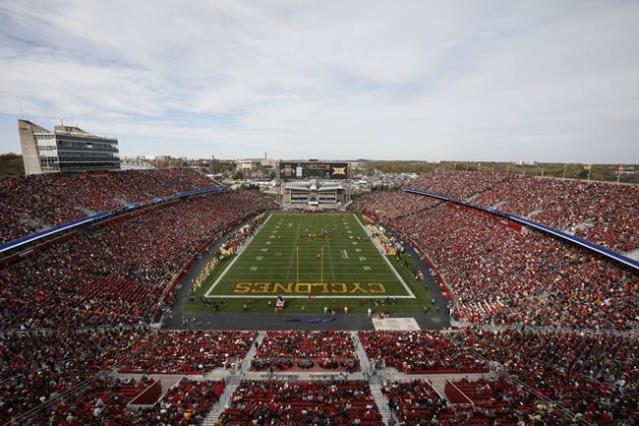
[118, 330, 256, 374]
[463, 329, 639, 425]
[251, 331, 359, 372]
[359, 331, 487, 374]
[1, 168, 638, 424]
[0, 190, 275, 330]
[0, 169, 215, 245]
[357, 186, 639, 330]
[32, 377, 224, 425]
[384, 378, 561, 425]
[408, 169, 639, 252]
[220, 380, 382, 425]
[0, 326, 146, 424]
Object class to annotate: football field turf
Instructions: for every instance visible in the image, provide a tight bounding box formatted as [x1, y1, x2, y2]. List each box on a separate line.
[203, 212, 415, 299]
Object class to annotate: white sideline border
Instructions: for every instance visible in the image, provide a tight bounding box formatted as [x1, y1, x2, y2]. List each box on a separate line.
[204, 213, 274, 298]
[354, 214, 415, 299]
[203, 213, 416, 299]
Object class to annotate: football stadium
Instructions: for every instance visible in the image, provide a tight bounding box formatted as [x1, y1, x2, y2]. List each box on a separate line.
[1, 2, 639, 426]
[1, 166, 637, 425]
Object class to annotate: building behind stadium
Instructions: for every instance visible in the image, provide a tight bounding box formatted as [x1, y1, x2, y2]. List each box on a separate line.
[278, 159, 352, 210]
[18, 119, 120, 175]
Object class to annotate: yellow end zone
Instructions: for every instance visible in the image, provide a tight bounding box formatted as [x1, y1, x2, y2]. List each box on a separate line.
[232, 282, 387, 294]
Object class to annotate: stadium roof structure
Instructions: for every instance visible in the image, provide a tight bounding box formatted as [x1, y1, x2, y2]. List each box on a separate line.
[284, 179, 345, 192]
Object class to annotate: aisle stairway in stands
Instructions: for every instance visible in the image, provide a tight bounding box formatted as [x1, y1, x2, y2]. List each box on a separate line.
[202, 381, 238, 426]
[351, 330, 372, 373]
[240, 330, 265, 371]
[202, 332, 265, 425]
[370, 384, 392, 425]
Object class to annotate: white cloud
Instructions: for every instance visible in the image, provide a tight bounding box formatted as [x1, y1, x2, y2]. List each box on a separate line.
[0, 0, 637, 162]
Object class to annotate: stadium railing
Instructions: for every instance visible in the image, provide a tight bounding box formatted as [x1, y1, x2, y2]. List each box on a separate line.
[403, 187, 639, 271]
[0, 185, 225, 259]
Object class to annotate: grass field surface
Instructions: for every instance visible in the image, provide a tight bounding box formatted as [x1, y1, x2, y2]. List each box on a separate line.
[204, 212, 412, 298]
[186, 212, 430, 313]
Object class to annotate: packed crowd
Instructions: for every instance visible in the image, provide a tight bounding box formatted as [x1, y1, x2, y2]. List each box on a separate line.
[220, 380, 382, 425]
[32, 377, 224, 425]
[0, 190, 275, 330]
[353, 191, 440, 222]
[252, 331, 359, 372]
[407, 169, 639, 252]
[118, 330, 256, 374]
[357, 190, 639, 330]
[359, 331, 487, 374]
[0, 326, 146, 425]
[32, 377, 153, 425]
[408, 170, 507, 200]
[0, 169, 216, 244]
[462, 328, 639, 425]
[2, 327, 638, 424]
[384, 378, 565, 425]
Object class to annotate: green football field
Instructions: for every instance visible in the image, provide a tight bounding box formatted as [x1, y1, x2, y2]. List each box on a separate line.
[203, 212, 414, 299]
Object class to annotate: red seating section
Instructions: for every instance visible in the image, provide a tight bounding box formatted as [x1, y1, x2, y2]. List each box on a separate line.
[221, 381, 382, 425]
[30, 377, 224, 425]
[0, 327, 145, 425]
[359, 331, 488, 374]
[252, 331, 359, 372]
[118, 330, 256, 374]
[407, 169, 639, 252]
[0, 169, 215, 244]
[129, 380, 162, 405]
[356, 187, 639, 330]
[0, 190, 275, 330]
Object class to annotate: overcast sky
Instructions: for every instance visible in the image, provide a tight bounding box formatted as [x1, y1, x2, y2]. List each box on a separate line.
[0, 0, 638, 162]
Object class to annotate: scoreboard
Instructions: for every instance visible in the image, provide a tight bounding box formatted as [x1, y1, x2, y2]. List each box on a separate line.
[278, 161, 349, 180]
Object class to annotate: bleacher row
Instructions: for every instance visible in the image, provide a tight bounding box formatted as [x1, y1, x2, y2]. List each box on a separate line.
[0, 169, 637, 425]
[0, 188, 276, 330]
[355, 175, 639, 331]
[0, 169, 217, 245]
[221, 381, 382, 425]
[1, 329, 636, 424]
[251, 330, 360, 372]
[31, 377, 225, 425]
[408, 169, 639, 252]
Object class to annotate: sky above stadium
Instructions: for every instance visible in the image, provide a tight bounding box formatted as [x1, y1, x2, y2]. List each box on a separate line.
[0, 0, 638, 162]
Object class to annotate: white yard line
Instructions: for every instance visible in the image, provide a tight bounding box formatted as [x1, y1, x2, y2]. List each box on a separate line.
[354, 214, 415, 298]
[203, 213, 273, 298]
[204, 212, 415, 299]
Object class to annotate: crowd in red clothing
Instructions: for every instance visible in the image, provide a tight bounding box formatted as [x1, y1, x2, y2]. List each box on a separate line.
[359, 331, 487, 374]
[0, 169, 216, 244]
[252, 331, 359, 372]
[357, 190, 639, 330]
[33, 377, 224, 425]
[384, 378, 566, 425]
[221, 380, 382, 425]
[408, 169, 639, 252]
[353, 191, 440, 222]
[0, 326, 146, 425]
[118, 330, 256, 374]
[462, 328, 639, 425]
[409, 170, 507, 200]
[0, 190, 275, 331]
[2, 328, 638, 424]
